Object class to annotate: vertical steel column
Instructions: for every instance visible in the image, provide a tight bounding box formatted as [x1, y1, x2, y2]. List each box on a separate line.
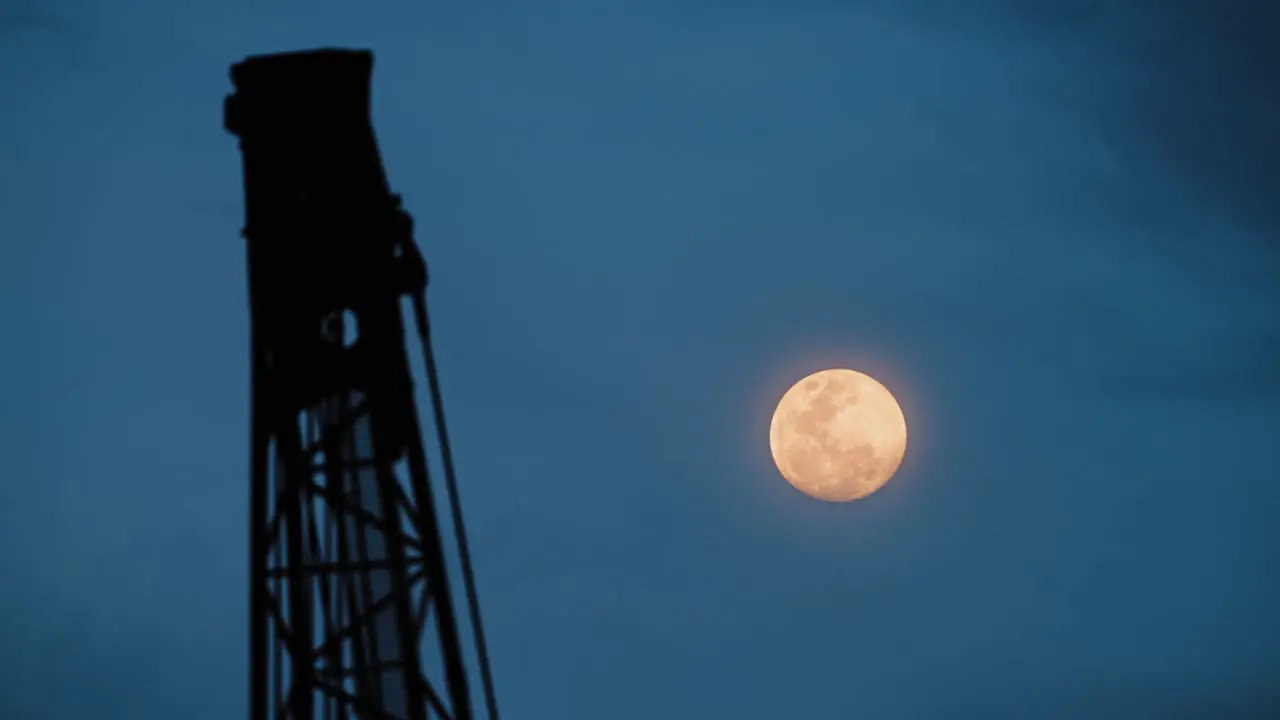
[228, 49, 476, 720]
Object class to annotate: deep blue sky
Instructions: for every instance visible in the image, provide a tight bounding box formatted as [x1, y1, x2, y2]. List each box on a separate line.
[3, 1, 1279, 718]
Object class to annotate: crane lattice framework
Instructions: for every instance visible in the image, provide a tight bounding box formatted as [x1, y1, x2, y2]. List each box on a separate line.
[225, 48, 498, 720]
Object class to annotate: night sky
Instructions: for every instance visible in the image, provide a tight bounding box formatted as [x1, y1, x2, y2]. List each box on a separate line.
[3, 1, 1279, 718]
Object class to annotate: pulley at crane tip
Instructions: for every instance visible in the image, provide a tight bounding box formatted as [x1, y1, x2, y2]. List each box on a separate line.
[223, 48, 376, 140]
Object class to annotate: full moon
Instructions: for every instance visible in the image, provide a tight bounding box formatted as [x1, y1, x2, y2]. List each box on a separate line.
[769, 368, 907, 502]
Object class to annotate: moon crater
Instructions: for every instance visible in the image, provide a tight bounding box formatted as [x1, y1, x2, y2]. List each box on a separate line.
[769, 368, 907, 502]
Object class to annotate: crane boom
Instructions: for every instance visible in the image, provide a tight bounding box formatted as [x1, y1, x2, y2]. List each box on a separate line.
[226, 48, 486, 720]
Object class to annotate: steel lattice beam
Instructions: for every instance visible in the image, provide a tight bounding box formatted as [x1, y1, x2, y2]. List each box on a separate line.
[226, 48, 476, 720]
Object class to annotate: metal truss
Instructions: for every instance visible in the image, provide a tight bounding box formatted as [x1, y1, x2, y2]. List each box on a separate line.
[228, 49, 492, 720]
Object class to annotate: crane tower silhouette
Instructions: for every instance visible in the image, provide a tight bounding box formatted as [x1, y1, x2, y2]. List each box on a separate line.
[225, 48, 499, 720]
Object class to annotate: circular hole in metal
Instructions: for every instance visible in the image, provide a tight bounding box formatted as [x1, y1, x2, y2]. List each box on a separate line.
[340, 309, 359, 348]
[322, 309, 360, 348]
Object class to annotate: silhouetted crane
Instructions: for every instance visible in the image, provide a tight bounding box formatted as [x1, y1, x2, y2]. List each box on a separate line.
[225, 48, 499, 720]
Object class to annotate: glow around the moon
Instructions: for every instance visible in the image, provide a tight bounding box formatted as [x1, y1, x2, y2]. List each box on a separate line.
[769, 368, 907, 502]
